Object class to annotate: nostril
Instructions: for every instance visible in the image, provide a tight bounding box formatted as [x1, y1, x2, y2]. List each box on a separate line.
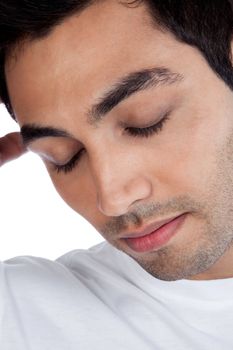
[96, 178, 152, 217]
[97, 193, 128, 217]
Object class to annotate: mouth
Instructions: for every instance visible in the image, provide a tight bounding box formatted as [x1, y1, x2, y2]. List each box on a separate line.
[121, 213, 188, 253]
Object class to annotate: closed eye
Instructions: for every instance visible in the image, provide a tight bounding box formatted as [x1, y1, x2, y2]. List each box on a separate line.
[53, 149, 85, 174]
[125, 112, 170, 138]
[52, 112, 170, 175]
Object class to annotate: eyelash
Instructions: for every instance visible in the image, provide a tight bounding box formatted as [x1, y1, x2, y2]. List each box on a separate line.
[124, 113, 170, 138]
[53, 113, 170, 175]
[54, 150, 85, 175]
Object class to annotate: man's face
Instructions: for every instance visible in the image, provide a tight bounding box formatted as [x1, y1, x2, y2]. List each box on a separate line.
[5, 1, 233, 281]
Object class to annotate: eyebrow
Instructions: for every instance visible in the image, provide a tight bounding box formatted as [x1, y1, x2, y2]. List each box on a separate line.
[21, 67, 183, 146]
[88, 67, 183, 124]
[21, 125, 72, 147]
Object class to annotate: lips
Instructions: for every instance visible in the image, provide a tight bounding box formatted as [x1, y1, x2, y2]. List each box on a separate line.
[122, 214, 182, 239]
[121, 213, 188, 253]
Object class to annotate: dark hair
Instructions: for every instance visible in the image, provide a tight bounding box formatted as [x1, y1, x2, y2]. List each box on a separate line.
[0, 0, 233, 120]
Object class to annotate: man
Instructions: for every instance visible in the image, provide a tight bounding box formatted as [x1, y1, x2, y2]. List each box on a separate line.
[1, 0, 233, 348]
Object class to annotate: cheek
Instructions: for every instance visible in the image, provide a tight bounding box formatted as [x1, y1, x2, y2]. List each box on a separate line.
[141, 123, 202, 197]
[157, 112, 231, 197]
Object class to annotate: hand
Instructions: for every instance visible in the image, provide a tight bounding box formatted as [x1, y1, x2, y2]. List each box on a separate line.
[0, 132, 27, 166]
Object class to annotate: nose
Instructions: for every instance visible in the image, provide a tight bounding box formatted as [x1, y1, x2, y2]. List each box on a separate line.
[90, 150, 152, 217]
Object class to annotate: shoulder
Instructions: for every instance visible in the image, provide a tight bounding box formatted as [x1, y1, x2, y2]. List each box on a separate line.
[0, 241, 115, 288]
[1, 254, 71, 292]
[0, 241, 133, 294]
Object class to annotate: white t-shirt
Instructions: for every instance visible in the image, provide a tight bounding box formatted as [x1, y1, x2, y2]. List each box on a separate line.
[1, 241, 233, 350]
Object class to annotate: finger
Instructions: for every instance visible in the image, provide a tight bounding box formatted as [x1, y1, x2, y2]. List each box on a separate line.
[0, 132, 27, 166]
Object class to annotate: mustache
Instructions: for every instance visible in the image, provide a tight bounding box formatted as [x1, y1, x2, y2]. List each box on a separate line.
[100, 195, 204, 237]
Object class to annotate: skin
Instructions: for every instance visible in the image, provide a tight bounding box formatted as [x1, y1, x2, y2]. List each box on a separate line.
[4, 0, 233, 281]
[0, 132, 26, 165]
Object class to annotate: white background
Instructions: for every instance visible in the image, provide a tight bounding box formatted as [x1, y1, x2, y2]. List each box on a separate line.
[0, 104, 104, 261]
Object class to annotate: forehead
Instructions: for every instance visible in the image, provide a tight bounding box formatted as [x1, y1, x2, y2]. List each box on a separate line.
[5, 0, 186, 127]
